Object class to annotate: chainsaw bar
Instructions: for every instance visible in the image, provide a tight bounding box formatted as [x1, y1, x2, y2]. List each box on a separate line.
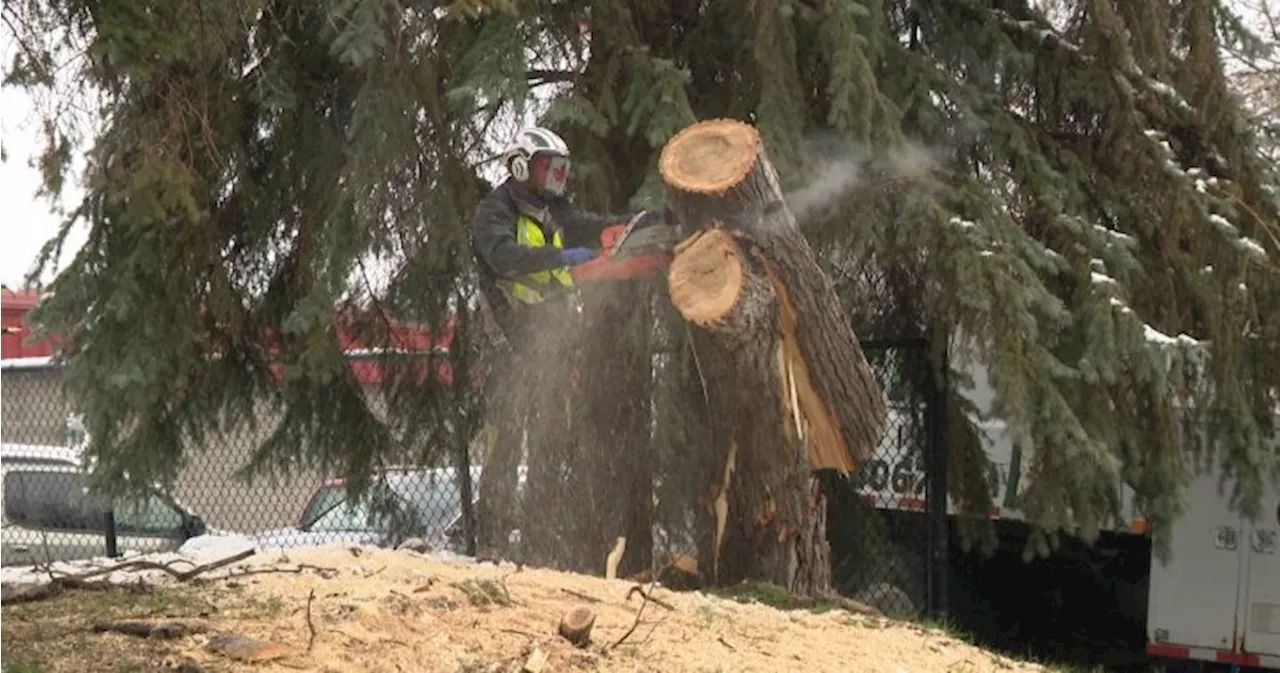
[606, 224, 681, 258]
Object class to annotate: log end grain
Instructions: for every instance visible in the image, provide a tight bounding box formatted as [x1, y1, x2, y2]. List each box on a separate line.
[659, 118, 761, 195]
[667, 228, 745, 325]
[558, 605, 597, 648]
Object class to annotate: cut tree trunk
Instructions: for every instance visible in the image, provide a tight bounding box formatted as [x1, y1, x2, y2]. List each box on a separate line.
[659, 118, 889, 595]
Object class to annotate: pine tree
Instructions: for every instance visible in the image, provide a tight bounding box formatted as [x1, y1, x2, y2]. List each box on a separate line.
[5, 0, 1277, 587]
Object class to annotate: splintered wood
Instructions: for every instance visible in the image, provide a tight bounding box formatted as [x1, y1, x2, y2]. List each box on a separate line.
[711, 439, 738, 584]
[759, 255, 858, 474]
[604, 537, 627, 581]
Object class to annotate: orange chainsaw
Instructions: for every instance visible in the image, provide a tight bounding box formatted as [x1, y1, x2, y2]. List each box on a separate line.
[570, 212, 681, 282]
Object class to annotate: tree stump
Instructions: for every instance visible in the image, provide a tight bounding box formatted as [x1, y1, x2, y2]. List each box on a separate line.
[659, 118, 889, 595]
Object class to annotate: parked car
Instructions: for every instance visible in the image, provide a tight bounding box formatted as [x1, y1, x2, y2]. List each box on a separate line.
[442, 464, 528, 553]
[250, 465, 484, 551]
[0, 442, 210, 565]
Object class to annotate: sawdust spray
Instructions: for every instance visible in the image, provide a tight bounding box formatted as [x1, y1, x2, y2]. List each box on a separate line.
[785, 133, 942, 228]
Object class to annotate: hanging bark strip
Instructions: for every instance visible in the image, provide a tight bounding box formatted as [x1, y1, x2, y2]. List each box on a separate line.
[659, 118, 889, 594]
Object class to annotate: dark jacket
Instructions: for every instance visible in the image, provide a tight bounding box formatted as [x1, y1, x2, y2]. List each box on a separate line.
[468, 178, 621, 335]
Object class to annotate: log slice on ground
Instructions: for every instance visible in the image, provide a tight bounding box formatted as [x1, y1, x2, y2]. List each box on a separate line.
[558, 605, 596, 647]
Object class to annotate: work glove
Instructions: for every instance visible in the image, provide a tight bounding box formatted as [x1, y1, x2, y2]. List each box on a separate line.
[558, 247, 597, 266]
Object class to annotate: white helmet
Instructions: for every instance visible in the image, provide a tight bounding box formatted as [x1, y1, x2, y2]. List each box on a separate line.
[503, 127, 572, 196]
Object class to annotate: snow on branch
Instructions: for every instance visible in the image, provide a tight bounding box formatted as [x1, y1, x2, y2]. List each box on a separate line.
[979, 14, 1272, 269]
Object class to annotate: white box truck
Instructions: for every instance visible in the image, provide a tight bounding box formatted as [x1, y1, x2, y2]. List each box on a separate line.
[1145, 460, 1279, 670]
[855, 356, 1279, 670]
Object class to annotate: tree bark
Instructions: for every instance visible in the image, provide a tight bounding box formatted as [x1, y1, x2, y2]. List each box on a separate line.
[659, 118, 889, 595]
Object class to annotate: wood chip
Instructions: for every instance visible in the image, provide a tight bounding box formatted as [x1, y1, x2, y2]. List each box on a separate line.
[522, 647, 549, 673]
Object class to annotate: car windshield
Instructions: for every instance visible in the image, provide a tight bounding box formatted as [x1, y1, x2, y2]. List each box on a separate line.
[307, 498, 385, 533]
[300, 470, 467, 538]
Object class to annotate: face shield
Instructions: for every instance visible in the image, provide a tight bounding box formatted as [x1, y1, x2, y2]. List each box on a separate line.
[531, 153, 572, 197]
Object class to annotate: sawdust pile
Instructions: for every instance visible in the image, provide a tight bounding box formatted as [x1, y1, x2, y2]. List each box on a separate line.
[3, 544, 1053, 673]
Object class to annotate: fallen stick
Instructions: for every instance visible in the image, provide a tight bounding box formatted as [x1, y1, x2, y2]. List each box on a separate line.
[223, 562, 340, 581]
[2, 582, 68, 605]
[56, 549, 255, 583]
[607, 575, 663, 651]
[305, 588, 318, 653]
[92, 619, 209, 640]
[625, 585, 674, 611]
[1, 549, 257, 606]
[560, 588, 602, 603]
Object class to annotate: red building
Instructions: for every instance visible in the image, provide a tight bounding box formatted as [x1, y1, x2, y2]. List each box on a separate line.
[1, 287, 461, 387]
[1, 288, 55, 360]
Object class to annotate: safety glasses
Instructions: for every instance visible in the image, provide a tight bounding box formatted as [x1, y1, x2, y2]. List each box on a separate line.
[534, 154, 572, 196]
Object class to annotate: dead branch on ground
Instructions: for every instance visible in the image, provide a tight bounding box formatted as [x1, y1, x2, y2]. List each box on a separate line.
[60, 548, 255, 583]
[560, 588, 602, 603]
[1, 549, 256, 606]
[605, 575, 662, 651]
[222, 562, 340, 581]
[305, 588, 318, 653]
[625, 584, 674, 611]
[91, 619, 210, 639]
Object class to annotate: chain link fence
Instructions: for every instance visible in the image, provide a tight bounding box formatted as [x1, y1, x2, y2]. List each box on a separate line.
[0, 355, 479, 569]
[822, 340, 944, 619]
[1, 334, 945, 620]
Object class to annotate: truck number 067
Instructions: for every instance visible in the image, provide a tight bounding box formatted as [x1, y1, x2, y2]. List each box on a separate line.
[854, 455, 1008, 502]
[857, 455, 927, 496]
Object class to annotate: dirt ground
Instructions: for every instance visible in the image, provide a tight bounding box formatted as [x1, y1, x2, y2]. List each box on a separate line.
[2, 544, 1057, 673]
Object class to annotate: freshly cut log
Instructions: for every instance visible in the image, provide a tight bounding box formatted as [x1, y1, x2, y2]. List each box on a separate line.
[659, 118, 889, 595]
[665, 228, 745, 327]
[557, 605, 596, 647]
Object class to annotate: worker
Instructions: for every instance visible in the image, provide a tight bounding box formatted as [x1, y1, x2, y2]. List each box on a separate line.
[468, 125, 657, 339]
[466, 125, 658, 560]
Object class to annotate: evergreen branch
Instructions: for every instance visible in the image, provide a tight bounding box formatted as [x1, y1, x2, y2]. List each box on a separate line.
[462, 100, 509, 161]
[954, 0, 1274, 271]
[526, 68, 581, 84]
[1220, 192, 1280, 264]
[951, 0, 1194, 122]
[1, 9, 51, 85]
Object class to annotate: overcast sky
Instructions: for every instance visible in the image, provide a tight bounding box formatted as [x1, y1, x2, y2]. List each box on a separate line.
[0, 37, 89, 290]
[0, 3, 1269, 290]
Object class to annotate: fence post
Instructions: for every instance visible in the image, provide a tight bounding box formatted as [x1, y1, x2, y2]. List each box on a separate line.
[104, 510, 119, 558]
[924, 336, 949, 622]
[455, 431, 476, 557]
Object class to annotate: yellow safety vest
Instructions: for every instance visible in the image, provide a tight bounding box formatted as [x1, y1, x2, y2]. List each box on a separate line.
[506, 214, 575, 304]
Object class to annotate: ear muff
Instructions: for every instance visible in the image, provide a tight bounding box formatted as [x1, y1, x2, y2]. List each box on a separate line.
[509, 154, 529, 182]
